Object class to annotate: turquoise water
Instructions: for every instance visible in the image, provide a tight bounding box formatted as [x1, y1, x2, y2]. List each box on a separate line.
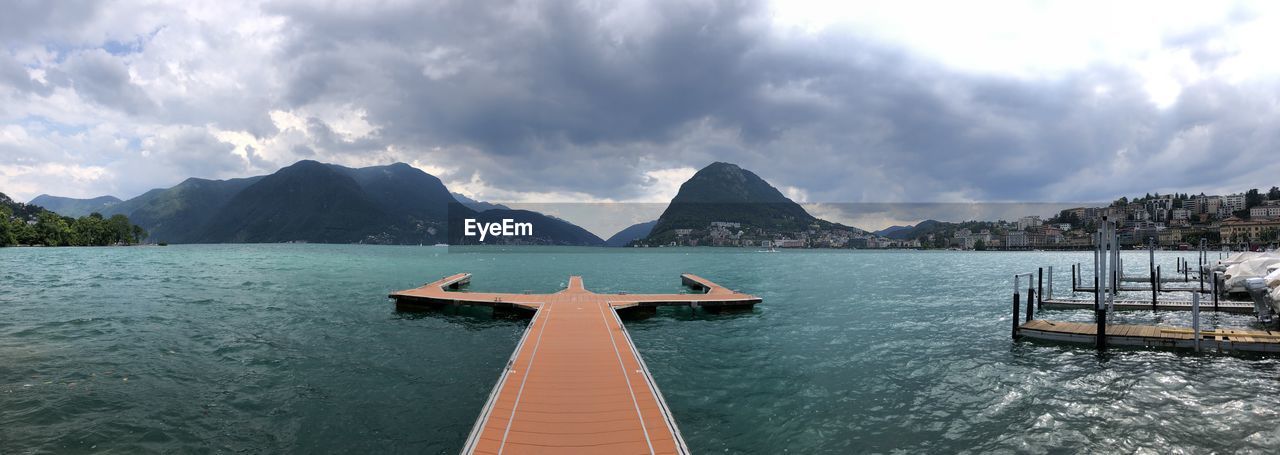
[2, 245, 1278, 453]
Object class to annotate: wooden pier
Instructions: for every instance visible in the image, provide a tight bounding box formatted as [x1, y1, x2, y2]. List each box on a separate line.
[1019, 319, 1280, 353]
[390, 273, 760, 454]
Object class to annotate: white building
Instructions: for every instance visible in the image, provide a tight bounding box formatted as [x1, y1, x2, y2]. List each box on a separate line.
[1017, 216, 1042, 230]
[1251, 203, 1280, 219]
[1223, 193, 1247, 213]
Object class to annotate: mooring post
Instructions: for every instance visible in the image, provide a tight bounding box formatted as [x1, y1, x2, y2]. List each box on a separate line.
[1037, 267, 1044, 310]
[1212, 271, 1219, 312]
[1096, 307, 1107, 350]
[1192, 292, 1201, 353]
[1012, 276, 1022, 340]
[1026, 285, 1035, 323]
[1151, 267, 1158, 310]
[1072, 264, 1078, 292]
[1199, 256, 1205, 293]
[1048, 266, 1054, 300]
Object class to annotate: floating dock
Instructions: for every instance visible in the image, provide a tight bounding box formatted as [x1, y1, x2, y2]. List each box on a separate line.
[1040, 298, 1255, 313]
[1018, 319, 1280, 353]
[390, 273, 760, 454]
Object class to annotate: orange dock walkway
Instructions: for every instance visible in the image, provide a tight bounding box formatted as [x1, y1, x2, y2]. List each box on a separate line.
[390, 273, 760, 454]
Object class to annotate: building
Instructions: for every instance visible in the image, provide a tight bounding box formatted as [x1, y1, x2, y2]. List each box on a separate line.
[1005, 231, 1028, 249]
[1171, 208, 1190, 221]
[774, 238, 806, 248]
[1250, 202, 1280, 219]
[1190, 195, 1222, 216]
[1158, 228, 1183, 245]
[1223, 193, 1247, 213]
[1219, 218, 1280, 243]
[1017, 216, 1042, 230]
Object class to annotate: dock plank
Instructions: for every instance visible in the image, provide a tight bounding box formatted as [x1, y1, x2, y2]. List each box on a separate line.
[389, 274, 758, 454]
[1020, 319, 1280, 353]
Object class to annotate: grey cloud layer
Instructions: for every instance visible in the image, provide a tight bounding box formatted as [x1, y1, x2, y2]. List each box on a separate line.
[1, 0, 1277, 206]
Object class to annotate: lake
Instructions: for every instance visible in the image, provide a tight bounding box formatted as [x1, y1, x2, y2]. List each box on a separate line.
[1, 245, 1277, 453]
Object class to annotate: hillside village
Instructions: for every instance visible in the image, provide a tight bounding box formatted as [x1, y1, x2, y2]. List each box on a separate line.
[652, 188, 1280, 250]
[941, 188, 1280, 250]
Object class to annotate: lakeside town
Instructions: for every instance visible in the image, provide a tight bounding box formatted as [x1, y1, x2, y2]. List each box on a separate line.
[660, 187, 1280, 251]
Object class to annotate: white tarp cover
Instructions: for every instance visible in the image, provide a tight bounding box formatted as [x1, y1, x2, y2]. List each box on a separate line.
[1224, 257, 1280, 291]
[1266, 268, 1280, 289]
[1219, 251, 1280, 267]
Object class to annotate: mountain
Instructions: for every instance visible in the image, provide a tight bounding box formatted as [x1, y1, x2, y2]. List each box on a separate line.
[881, 220, 944, 240]
[198, 160, 400, 243]
[339, 163, 457, 222]
[605, 220, 657, 247]
[452, 192, 510, 212]
[874, 225, 911, 237]
[646, 162, 858, 243]
[92, 160, 600, 245]
[102, 176, 264, 243]
[29, 194, 121, 218]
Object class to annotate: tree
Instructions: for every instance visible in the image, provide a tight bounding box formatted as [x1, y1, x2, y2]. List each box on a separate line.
[131, 224, 148, 244]
[1269, 186, 1280, 201]
[1246, 189, 1263, 209]
[107, 214, 133, 245]
[0, 206, 15, 246]
[34, 211, 71, 246]
[973, 239, 987, 251]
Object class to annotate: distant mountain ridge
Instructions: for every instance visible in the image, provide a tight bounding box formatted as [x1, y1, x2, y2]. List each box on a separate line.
[605, 220, 657, 247]
[30, 194, 122, 218]
[452, 192, 511, 212]
[879, 220, 943, 240]
[645, 162, 861, 243]
[38, 160, 602, 245]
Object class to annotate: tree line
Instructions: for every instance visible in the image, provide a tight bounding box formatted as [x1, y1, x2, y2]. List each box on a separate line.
[0, 207, 148, 247]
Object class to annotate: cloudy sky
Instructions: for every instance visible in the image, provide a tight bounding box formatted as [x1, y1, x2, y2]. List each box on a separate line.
[3, 0, 1280, 231]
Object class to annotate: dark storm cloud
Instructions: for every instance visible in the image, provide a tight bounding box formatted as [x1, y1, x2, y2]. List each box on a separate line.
[257, 0, 1280, 204]
[54, 50, 155, 115]
[4, 0, 1279, 206]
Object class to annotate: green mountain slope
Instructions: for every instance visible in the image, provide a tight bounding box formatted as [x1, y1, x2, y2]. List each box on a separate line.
[29, 195, 121, 217]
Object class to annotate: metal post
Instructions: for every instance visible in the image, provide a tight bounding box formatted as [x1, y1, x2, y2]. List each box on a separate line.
[1096, 306, 1107, 350]
[1012, 275, 1022, 340]
[1199, 255, 1205, 293]
[1072, 264, 1078, 292]
[1212, 271, 1219, 312]
[1048, 266, 1054, 300]
[1026, 286, 1035, 323]
[1037, 268, 1044, 310]
[1151, 266, 1158, 310]
[1192, 292, 1201, 353]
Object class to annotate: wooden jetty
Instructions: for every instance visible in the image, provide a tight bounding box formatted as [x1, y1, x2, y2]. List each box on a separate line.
[390, 273, 761, 454]
[1018, 319, 1280, 353]
[1040, 298, 1255, 313]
